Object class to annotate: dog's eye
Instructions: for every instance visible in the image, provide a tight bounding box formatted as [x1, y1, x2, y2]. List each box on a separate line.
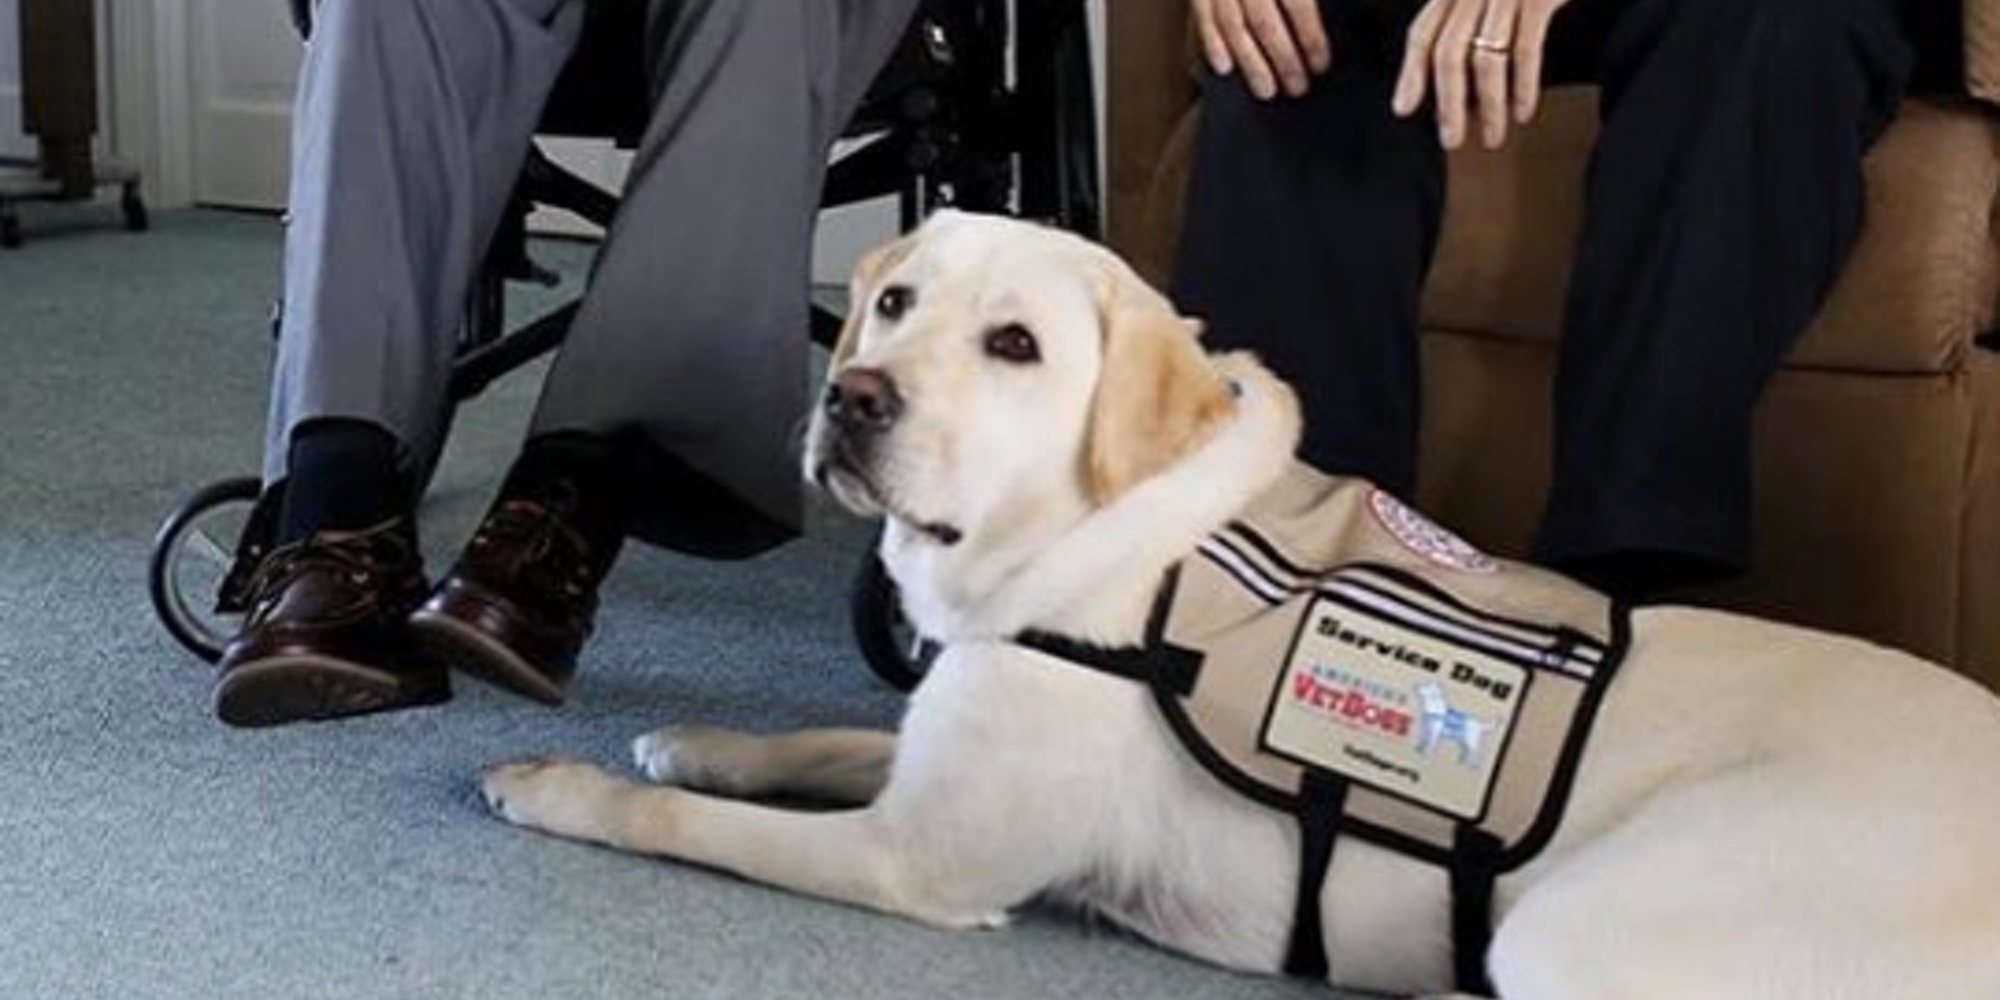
[983, 323, 1041, 364]
[875, 285, 915, 321]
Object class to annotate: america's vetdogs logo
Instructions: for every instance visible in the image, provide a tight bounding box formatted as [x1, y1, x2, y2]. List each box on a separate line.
[1267, 594, 1536, 819]
[1290, 665, 1414, 738]
[1288, 613, 1515, 771]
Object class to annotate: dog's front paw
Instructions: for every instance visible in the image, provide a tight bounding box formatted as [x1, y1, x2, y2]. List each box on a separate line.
[633, 724, 748, 792]
[479, 756, 621, 840]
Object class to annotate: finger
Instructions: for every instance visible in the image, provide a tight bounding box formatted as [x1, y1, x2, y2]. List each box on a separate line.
[1433, 0, 1485, 149]
[1473, 0, 1519, 148]
[1514, 0, 1555, 123]
[1280, 0, 1334, 75]
[1214, 0, 1281, 99]
[1242, 0, 1311, 96]
[1193, 0, 1235, 76]
[1394, 1, 1448, 118]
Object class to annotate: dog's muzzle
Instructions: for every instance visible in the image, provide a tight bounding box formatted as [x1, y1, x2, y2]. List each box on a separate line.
[810, 365, 902, 500]
[810, 367, 960, 545]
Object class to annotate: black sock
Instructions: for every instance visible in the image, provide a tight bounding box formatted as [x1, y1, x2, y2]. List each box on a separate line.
[497, 430, 634, 558]
[278, 419, 407, 545]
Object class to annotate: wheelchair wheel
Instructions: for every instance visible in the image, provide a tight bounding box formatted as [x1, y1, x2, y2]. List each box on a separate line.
[149, 477, 263, 663]
[850, 550, 932, 693]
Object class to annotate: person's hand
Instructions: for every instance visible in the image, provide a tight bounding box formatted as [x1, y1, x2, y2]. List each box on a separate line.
[1391, 0, 1573, 150]
[1192, 0, 1333, 100]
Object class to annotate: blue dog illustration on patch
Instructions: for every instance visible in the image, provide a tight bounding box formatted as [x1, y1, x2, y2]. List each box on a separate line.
[1414, 682, 1494, 767]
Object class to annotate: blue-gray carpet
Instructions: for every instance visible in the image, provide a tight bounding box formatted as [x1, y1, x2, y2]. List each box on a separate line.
[0, 210, 1341, 999]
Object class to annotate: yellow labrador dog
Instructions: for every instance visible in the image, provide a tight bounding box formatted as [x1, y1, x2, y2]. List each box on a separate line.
[482, 211, 2000, 999]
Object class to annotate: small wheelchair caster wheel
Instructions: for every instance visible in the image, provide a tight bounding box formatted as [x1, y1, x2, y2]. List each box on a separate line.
[850, 549, 932, 693]
[149, 477, 263, 663]
[122, 191, 150, 233]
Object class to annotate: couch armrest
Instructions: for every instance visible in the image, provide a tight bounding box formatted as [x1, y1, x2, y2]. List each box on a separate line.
[1974, 0, 2000, 104]
[1108, 2, 1198, 260]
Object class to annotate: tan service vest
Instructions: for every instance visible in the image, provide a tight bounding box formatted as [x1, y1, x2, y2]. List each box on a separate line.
[1014, 464, 1628, 987]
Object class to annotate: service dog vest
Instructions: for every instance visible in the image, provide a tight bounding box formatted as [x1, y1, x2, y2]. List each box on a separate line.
[1012, 465, 1629, 992]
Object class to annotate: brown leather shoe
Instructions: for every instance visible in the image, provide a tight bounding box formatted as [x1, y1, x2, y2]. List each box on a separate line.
[407, 500, 610, 706]
[213, 522, 451, 728]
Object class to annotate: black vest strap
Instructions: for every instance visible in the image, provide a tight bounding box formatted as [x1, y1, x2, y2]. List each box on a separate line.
[1280, 771, 1349, 979]
[1014, 570, 1204, 697]
[1449, 827, 1504, 994]
[1015, 631, 1153, 683]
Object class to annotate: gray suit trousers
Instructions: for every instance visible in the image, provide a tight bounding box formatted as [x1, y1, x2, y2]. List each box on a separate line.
[265, 0, 918, 553]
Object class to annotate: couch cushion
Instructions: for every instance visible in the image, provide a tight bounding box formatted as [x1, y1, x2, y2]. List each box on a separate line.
[1417, 330, 1989, 677]
[1423, 94, 2000, 375]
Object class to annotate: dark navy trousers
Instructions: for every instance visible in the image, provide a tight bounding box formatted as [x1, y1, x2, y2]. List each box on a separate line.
[1172, 0, 1915, 576]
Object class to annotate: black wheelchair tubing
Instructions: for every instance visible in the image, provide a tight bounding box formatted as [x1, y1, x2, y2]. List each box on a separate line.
[150, 476, 265, 663]
[448, 300, 576, 401]
[1020, 17, 1101, 234]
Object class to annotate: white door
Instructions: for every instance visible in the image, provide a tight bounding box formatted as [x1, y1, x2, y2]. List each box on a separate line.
[0, 0, 39, 159]
[185, 0, 298, 208]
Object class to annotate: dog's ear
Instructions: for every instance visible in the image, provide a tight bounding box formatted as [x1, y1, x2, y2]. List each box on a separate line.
[831, 233, 919, 368]
[1084, 270, 1236, 504]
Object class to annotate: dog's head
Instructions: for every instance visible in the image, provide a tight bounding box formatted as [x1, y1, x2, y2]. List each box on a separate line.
[804, 211, 1240, 559]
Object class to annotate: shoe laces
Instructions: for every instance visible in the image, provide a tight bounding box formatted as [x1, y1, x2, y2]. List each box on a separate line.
[471, 500, 598, 599]
[243, 527, 410, 617]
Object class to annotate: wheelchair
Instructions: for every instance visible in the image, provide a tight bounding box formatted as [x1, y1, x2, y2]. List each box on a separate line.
[147, 0, 1101, 693]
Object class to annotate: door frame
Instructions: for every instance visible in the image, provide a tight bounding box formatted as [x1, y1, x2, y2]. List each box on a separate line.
[103, 0, 197, 207]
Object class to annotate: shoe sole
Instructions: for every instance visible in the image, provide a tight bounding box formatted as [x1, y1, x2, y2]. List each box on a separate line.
[407, 609, 567, 707]
[214, 653, 450, 728]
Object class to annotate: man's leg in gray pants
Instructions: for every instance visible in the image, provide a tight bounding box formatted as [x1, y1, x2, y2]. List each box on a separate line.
[523, 0, 921, 556]
[263, 0, 584, 490]
[405, 0, 920, 706]
[213, 0, 586, 729]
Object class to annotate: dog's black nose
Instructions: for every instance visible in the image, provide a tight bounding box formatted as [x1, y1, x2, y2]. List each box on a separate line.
[825, 367, 903, 431]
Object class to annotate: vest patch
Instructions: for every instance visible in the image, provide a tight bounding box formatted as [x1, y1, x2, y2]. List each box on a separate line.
[1368, 489, 1498, 575]
[1263, 596, 1529, 821]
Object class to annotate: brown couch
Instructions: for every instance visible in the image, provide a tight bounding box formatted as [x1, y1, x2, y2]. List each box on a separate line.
[1108, 4, 2000, 690]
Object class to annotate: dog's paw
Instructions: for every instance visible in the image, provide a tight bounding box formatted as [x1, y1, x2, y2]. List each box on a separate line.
[631, 726, 694, 784]
[633, 724, 747, 792]
[479, 756, 616, 838]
